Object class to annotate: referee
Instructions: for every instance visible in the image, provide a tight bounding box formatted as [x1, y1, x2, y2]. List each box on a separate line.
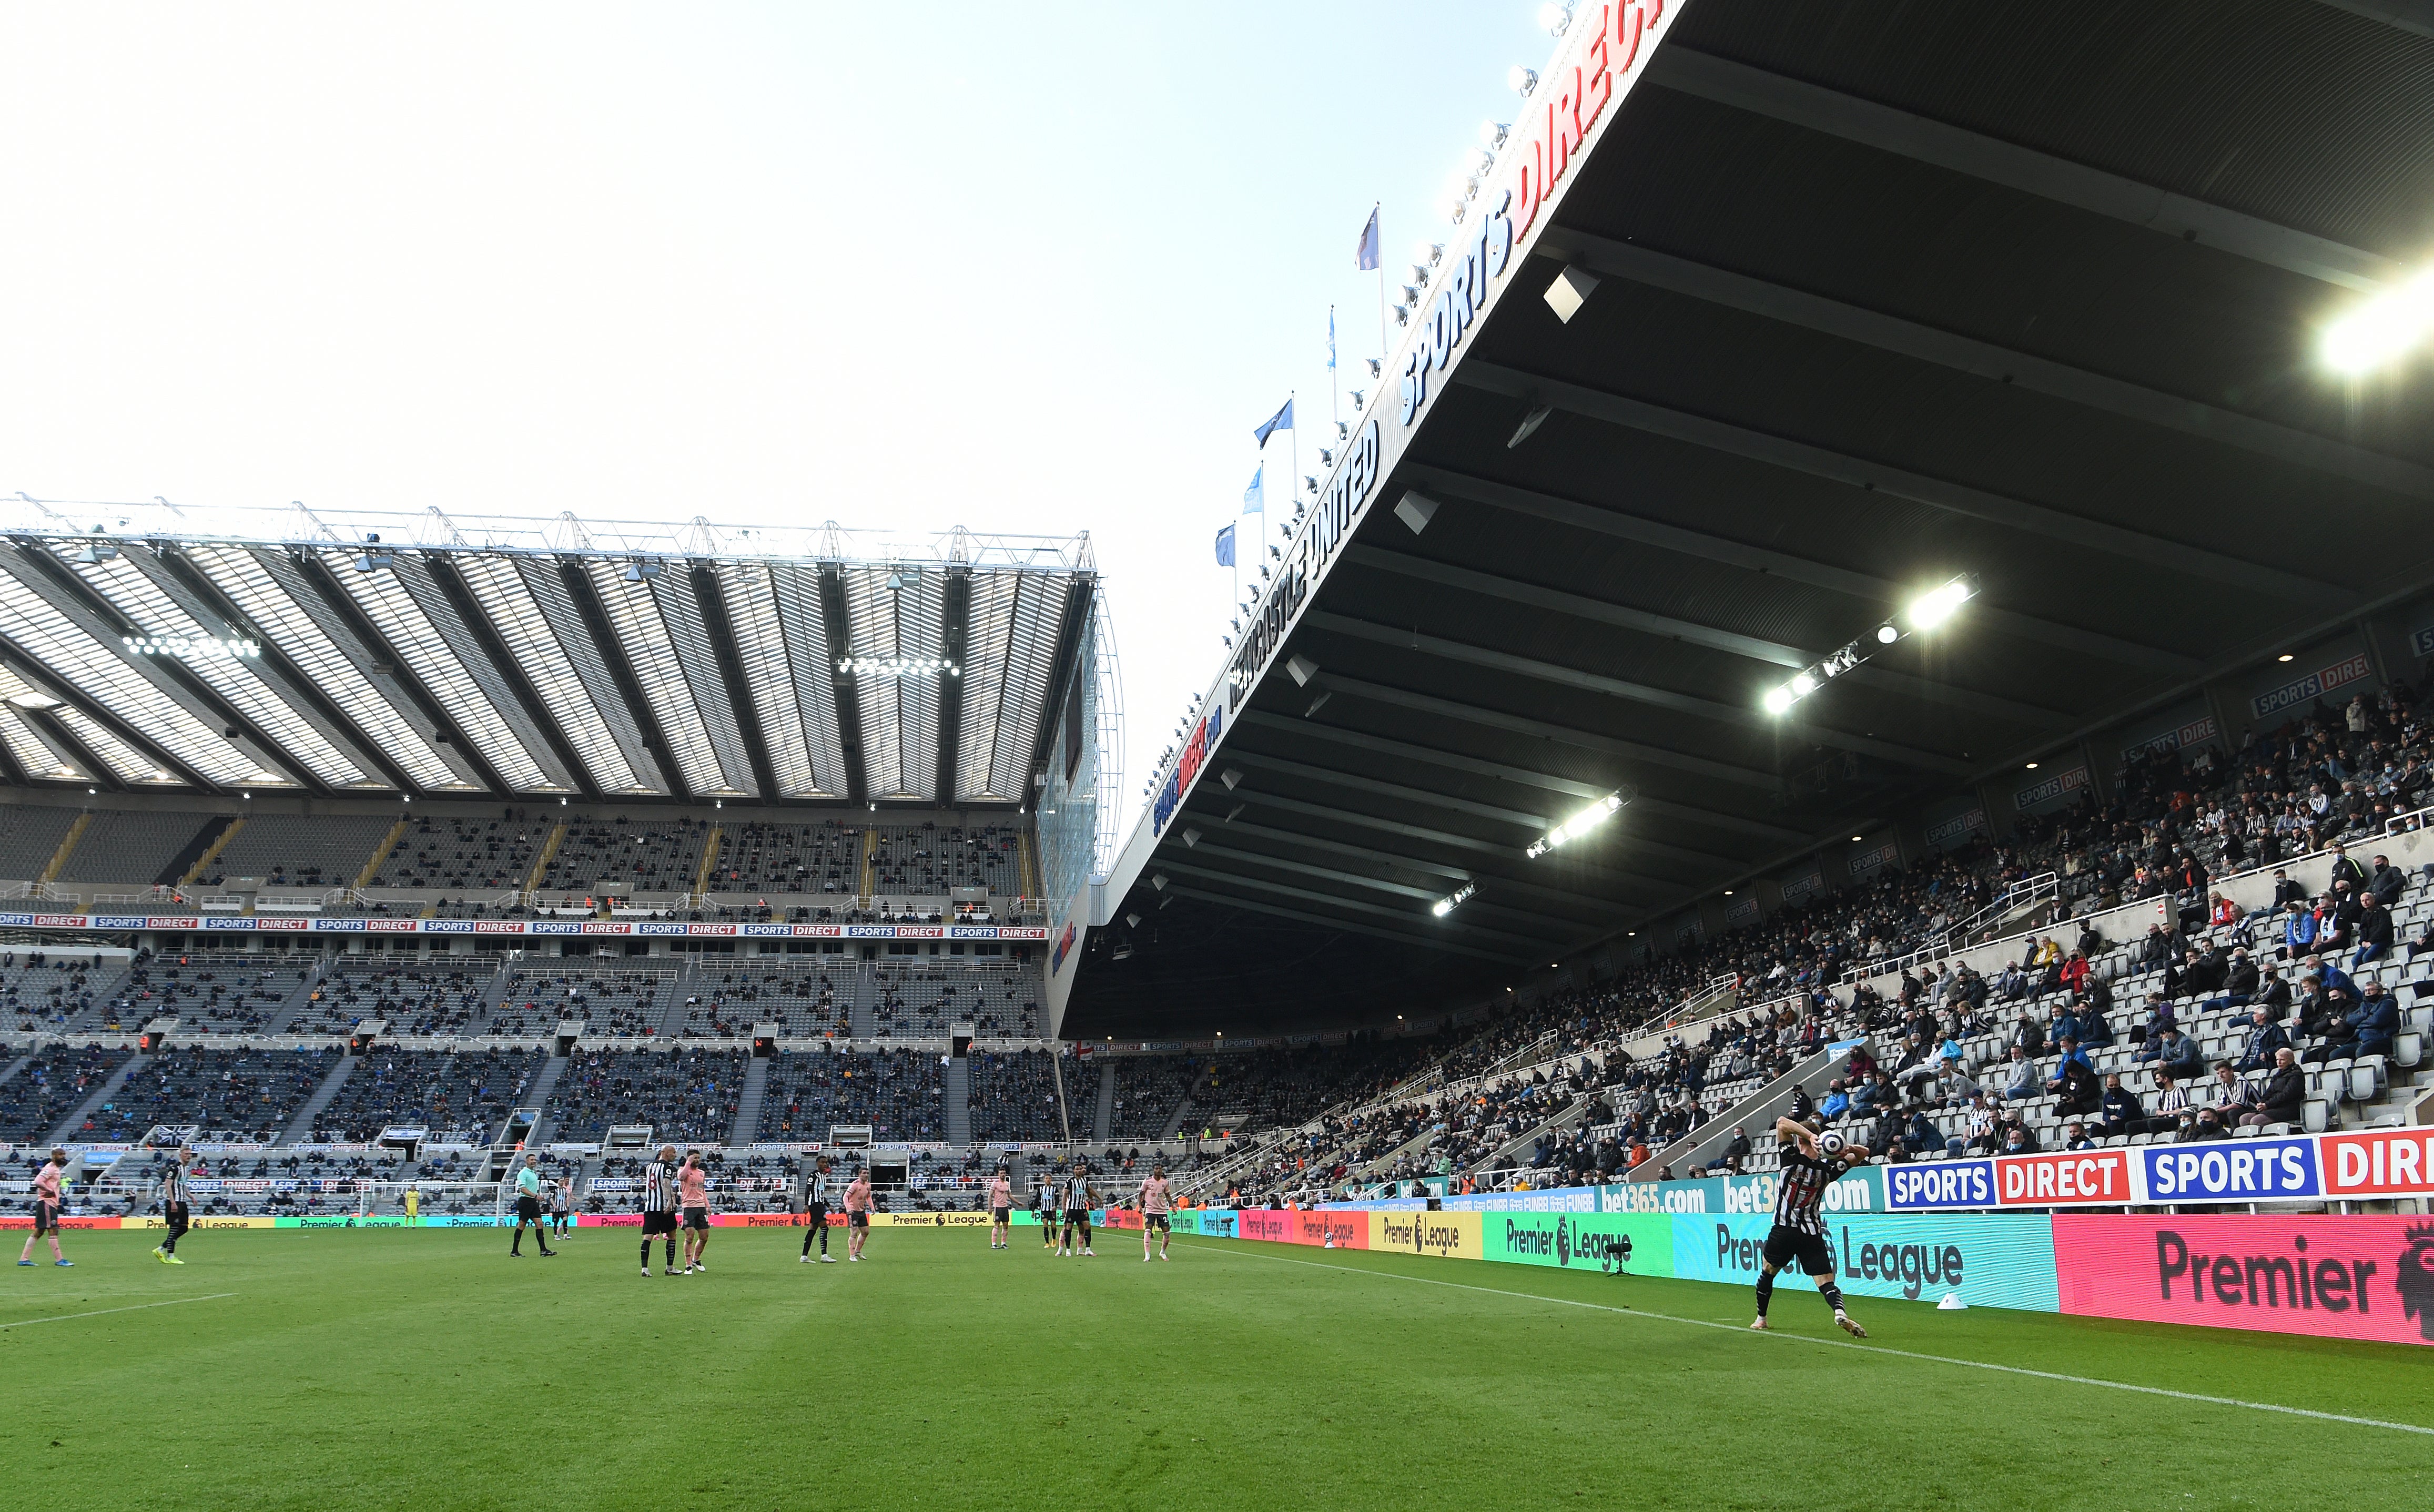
[799, 1158, 835, 1263]
[153, 1145, 192, 1265]
[509, 1153, 557, 1258]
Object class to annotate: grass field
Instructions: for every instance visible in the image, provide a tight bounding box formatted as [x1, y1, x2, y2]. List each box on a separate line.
[5, 1225, 2431, 1510]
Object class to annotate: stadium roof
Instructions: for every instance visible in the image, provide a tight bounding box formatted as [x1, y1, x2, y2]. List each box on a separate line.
[0, 501, 1097, 810]
[1060, 0, 2434, 1038]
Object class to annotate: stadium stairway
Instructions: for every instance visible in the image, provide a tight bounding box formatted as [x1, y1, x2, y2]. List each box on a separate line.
[0, 1052, 31, 1088]
[267, 957, 342, 1033]
[847, 965, 875, 1038]
[45, 1052, 146, 1145]
[728, 1059, 770, 1146]
[279, 1056, 360, 1144]
[1629, 1040, 1871, 1181]
[1091, 1061, 1115, 1143]
[944, 1056, 971, 1146]
[514, 1054, 572, 1148]
[1156, 1092, 1195, 1142]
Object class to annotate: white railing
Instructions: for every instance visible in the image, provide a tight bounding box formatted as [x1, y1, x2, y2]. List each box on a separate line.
[1856, 871, 2057, 985]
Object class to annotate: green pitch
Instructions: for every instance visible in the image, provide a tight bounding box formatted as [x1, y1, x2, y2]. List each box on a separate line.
[5, 1226, 2430, 1510]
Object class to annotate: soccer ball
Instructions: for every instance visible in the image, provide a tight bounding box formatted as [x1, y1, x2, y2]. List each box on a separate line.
[1817, 1131, 1847, 1156]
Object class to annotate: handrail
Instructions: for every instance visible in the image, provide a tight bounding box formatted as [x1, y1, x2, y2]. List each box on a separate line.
[1854, 871, 2056, 985]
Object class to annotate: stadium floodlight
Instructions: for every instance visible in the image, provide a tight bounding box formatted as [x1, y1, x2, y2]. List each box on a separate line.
[122, 634, 262, 661]
[1414, 240, 1445, 267]
[623, 557, 664, 582]
[1526, 790, 1628, 859]
[1539, 2, 1573, 34]
[7, 692, 59, 709]
[73, 542, 119, 564]
[1905, 575, 1975, 631]
[1509, 66, 1538, 95]
[1766, 573, 1976, 715]
[1480, 120, 1509, 150]
[2320, 271, 2434, 376]
[1431, 882, 1477, 918]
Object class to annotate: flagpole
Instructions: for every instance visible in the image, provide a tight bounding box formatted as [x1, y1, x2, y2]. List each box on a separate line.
[1287, 391, 1298, 559]
[1328, 306, 1340, 440]
[1373, 202, 1388, 384]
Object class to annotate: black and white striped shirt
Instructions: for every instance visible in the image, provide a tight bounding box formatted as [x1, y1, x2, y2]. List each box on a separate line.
[641, 1160, 675, 1213]
[1773, 1148, 1834, 1237]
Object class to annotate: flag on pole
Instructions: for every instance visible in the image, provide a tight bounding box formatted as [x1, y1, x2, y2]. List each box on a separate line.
[1328, 307, 1337, 374]
[1242, 465, 1264, 514]
[1213, 524, 1235, 567]
[1355, 206, 1381, 271]
[1253, 398, 1293, 448]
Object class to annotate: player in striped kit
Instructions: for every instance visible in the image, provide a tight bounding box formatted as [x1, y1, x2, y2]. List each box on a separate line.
[154, 1145, 192, 1264]
[1751, 1117, 1870, 1338]
[640, 1145, 681, 1276]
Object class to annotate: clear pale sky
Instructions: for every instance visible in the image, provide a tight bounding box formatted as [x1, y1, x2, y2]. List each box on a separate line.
[0, 1, 1558, 817]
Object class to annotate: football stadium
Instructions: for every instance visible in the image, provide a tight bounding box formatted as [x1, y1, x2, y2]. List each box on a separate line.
[8, 2, 2434, 1507]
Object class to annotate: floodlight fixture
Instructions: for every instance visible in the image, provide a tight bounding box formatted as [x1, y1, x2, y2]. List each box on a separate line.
[1905, 575, 1975, 632]
[1764, 573, 1976, 715]
[1526, 789, 1629, 859]
[1509, 66, 1538, 95]
[2319, 270, 2434, 376]
[1431, 881, 1478, 918]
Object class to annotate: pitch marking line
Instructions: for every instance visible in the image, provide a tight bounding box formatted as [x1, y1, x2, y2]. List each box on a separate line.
[1180, 1243, 2434, 1439]
[0, 1293, 237, 1331]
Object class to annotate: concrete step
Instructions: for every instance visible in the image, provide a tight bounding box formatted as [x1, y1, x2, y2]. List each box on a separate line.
[280, 1055, 360, 1144]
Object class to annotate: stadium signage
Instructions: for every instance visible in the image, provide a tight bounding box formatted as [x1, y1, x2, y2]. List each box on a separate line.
[1151, 699, 1224, 836]
[1847, 841, 1900, 878]
[0, 911, 1047, 942]
[2139, 1138, 2319, 1202]
[2011, 764, 2088, 813]
[2249, 650, 2373, 721]
[1217, 418, 1379, 719]
[2118, 714, 2217, 766]
[1398, 195, 1515, 425]
[1921, 808, 1986, 848]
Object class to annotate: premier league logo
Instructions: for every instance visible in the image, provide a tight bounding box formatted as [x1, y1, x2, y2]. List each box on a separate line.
[1555, 1216, 1571, 1267]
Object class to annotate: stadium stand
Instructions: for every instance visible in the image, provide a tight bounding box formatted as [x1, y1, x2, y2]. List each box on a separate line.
[865, 957, 1037, 1037]
[967, 1049, 1061, 1141]
[54, 809, 207, 884]
[309, 1048, 543, 1143]
[491, 967, 674, 1038]
[0, 804, 80, 881]
[206, 814, 394, 889]
[118, 953, 309, 1033]
[756, 1048, 946, 1141]
[545, 1047, 746, 1142]
[0, 1044, 129, 1141]
[675, 966, 846, 1038]
[367, 814, 547, 891]
[3, 950, 121, 1031]
[1108, 1054, 1195, 1140]
[540, 816, 711, 896]
[108, 1047, 334, 1141]
[703, 821, 861, 895]
[866, 823, 1021, 896]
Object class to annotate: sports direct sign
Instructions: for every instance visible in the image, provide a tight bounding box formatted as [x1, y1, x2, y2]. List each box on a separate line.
[1885, 1132, 2434, 1210]
[0, 912, 1048, 942]
[2250, 650, 2374, 721]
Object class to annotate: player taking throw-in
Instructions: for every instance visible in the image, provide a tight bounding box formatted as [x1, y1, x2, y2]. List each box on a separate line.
[1751, 1117, 1870, 1339]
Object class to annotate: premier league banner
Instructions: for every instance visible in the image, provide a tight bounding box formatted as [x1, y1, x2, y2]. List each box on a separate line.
[0, 912, 1048, 942]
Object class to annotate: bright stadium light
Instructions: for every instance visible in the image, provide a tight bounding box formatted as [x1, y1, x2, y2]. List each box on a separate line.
[1905, 575, 1975, 632]
[2320, 270, 2434, 376]
[123, 634, 262, 661]
[1431, 882, 1478, 918]
[1508, 66, 1538, 95]
[1766, 573, 1977, 716]
[1526, 790, 1629, 859]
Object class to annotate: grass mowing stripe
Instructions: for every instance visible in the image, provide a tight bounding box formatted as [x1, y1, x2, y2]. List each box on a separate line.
[0, 1293, 238, 1330]
[1181, 1242, 2434, 1439]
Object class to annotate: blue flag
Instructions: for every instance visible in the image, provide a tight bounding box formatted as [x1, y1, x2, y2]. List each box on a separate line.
[1328, 307, 1336, 374]
[1242, 465, 1264, 514]
[1214, 524, 1235, 567]
[1253, 398, 1293, 448]
[1355, 206, 1380, 271]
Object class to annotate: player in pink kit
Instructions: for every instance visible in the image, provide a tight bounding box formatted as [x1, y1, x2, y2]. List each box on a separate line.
[985, 1165, 1013, 1251]
[1138, 1163, 1173, 1263]
[677, 1153, 712, 1274]
[17, 1148, 72, 1267]
[843, 1167, 873, 1261]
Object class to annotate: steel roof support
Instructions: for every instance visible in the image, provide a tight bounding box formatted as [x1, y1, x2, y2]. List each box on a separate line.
[1309, 611, 1976, 774]
[0, 634, 212, 791]
[692, 565, 779, 803]
[419, 555, 601, 799]
[935, 566, 971, 803]
[1155, 861, 1554, 953]
[562, 561, 690, 804]
[1535, 228, 2434, 501]
[295, 554, 513, 796]
[1020, 575, 1098, 807]
[1400, 465, 2200, 675]
[1457, 362, 2353, 608]
[1161, 885, 1534, 965]
[1644, 45, 2402, 292]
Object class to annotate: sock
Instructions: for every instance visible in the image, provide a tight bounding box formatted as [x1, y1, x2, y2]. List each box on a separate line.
[1753, 1270, 1776, 1317]
[641, 1240, 651, 1269]
[666, 1239, 677, 1268]
[1820, 1282, 1847, 1314]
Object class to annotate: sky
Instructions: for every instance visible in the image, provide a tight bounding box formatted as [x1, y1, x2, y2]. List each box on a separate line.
[0, 1, 1562, 823]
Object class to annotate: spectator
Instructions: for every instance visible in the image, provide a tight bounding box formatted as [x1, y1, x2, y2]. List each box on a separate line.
[2303, 982, 2400, 1065]
[2246, 1048, 2305, 1128]
[2368, 853, 2408, 909]
[1818, 1079, 1850, 1120]
[2002, 1047, 2039, 1101]
[2142, 1027, 2204, 1079]
[2097, 1073, 2143, 1139]
[2151, 1068, 2193, 1133]
[2355, 893, 2394, 968]
[2233, 1008, 2291, 1073]
[2046, 1040, 2101, 1115]
[2061, 1120, 2096, 1152]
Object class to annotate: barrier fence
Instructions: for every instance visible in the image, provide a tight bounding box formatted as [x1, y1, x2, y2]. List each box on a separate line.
[0, 912, 1047, 940]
